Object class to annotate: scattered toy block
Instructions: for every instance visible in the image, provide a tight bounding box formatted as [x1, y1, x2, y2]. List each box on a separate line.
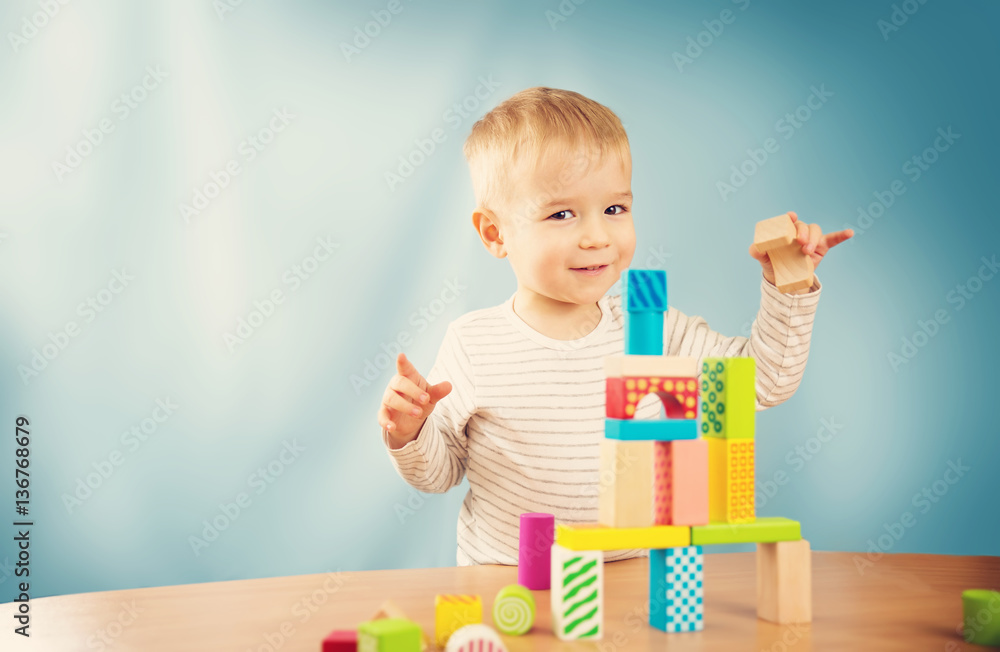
[358, 618, 422, 652]
[551, 543, 603, 640]
[517, 513, 554, 590]
[371, 600, 429, 651]
[962, 589, 1000, 646]
[555, 523, 690, 550]
[654, 439, 708, 526]
[691, 517, 801, 545]
[605, 375, 698, 419]
[604, 355, 699, 378]
[625, 311, 663, 355]
[756, 539, 812, 624]
[444, 624, 508, 652]
[492, 584, 536, 636]
[700, 357, 756, 439]
[322, 629, 358, 652]
[434, 595, 482, 648]
[708, 438, 755, 523]
[605, 418, 698, 441]
[753, 214, 814, 293]
[649, 546, 704, 633]
[622, 269, 667, 312]
[753, 214, 796, 251]
[598, 439, 654, 528]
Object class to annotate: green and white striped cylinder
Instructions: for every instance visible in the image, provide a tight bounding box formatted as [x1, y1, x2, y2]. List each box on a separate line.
[551, 543, 603, 640]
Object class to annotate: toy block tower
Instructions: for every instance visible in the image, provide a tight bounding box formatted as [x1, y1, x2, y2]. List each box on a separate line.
[546, 267, 811, 640]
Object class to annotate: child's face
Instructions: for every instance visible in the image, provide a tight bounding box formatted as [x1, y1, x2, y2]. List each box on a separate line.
[498, 146, 636, 308]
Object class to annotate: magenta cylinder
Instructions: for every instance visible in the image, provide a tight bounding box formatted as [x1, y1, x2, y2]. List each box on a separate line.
[518, 512, 555, 590]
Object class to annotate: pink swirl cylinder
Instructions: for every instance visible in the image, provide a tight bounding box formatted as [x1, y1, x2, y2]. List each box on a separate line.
[518, 513, 554, 590]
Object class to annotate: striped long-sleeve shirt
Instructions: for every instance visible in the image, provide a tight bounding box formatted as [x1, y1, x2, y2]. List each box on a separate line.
[382, 276, 822, 565]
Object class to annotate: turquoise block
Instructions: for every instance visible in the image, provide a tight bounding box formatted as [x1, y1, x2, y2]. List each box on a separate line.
[605, 419, 698, 441]
[625, 311, 663, 355]
[650, 546, 704, 633]
[623, 269, 667, 312]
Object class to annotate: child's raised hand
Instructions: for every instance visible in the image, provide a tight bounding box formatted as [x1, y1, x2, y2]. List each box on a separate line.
[749, 211, 853, 288]
[378, 352, 452, 447]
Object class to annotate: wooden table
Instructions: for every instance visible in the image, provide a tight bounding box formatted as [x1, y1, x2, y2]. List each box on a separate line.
[2, 552, 997, 651]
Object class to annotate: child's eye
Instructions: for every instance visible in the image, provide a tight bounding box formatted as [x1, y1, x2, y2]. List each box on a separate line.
[547, 210, 572, 221]
[606, 205, 628, 215]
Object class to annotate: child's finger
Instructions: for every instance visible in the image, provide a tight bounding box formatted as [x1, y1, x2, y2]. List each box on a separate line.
[395, 353, 426, 387]
[383, 388, 423, 418]
[390, 374, 430, 405]
[794, 219, 810, 246]
[428, 380, 453, 405]
[748, 243, 769, 263]
[806, 223, 822, 254]
[378, 404, 396, 432]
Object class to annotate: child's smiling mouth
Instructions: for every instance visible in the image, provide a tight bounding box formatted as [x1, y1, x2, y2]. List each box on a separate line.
[571, 264, 609, 276]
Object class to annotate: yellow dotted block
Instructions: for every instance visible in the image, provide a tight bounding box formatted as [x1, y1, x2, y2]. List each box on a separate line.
[434, 594, 482, 647]
[555, 523, 691, 551]
[708, 438, 755, 523]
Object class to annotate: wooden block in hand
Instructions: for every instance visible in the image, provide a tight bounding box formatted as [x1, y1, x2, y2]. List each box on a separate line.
[756, 539, 812, 624]
[754, 214, 814, 293]
[753, 214, 796, 252]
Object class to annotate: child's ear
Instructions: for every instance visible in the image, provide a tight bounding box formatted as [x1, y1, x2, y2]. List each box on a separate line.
[472, 208, 507, 259]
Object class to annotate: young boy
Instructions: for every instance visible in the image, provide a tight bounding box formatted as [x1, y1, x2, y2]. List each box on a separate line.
[377, 87, 851, 566]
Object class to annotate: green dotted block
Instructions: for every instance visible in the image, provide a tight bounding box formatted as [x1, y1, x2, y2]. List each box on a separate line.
[700, 358, 755, 439]
[691, 517, 801, 546]
[358, 618, 422, 652]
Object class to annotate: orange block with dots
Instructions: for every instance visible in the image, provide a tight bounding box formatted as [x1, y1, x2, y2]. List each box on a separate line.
[606, 376, 699, 419]
[654, 439, 709, 526]
[708, 438, 755, 523]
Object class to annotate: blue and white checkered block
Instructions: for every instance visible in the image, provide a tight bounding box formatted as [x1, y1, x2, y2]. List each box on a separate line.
[649, 545, 704, 633]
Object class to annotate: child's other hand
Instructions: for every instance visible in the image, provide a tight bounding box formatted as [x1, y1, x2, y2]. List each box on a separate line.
[378, 352, 452, 448]
[749, 211, 853, 288]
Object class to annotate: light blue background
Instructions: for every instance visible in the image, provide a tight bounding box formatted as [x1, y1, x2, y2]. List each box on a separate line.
[1, 0, 997, 599]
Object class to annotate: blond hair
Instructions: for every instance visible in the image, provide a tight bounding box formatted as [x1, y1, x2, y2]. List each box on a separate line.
[463, 87, 630, 217]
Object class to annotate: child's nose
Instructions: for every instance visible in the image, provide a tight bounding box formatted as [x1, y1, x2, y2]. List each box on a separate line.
[579, 215, 612, 248]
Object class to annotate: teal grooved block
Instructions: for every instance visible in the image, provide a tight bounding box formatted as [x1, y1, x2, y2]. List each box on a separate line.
[623, 269, 667, 312]
[625, 311, 663, 355]
[605, 419, 698, 441]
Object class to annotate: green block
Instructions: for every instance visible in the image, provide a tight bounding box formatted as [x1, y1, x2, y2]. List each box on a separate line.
[358, 618, 422, 652]
[963, 589, 1000, 646]
[691, 517, 801, 545]
[700, 358, 755, 439]
[493, 584, 536, 636]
